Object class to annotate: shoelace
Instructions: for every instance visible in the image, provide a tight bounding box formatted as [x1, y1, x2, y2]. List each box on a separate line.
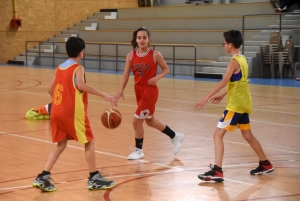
[98, 170, 109, 178]
[254, 164, 264, 171]
[44, 177, 55, 186]
[204, 164, 215, 174]
[204, 164, 224, 174]
[89, 170, 110, 181]
[129, 147, 140, 153]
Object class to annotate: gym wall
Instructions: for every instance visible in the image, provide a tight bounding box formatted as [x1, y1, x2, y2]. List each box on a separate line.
[0, 0, 138, 63]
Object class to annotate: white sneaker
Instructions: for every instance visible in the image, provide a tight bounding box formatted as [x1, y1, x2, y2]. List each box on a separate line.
[171, 132, 184, 155]
[127, 147, 145, 160]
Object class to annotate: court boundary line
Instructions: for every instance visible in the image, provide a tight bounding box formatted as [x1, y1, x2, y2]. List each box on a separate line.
[1, 132, 298, 195]
[2, 90, 300, 128]
[1, 80, 300, 115]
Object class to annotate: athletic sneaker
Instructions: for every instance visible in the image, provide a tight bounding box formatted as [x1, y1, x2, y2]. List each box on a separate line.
[250, 161, 274, 175]
[127, 147, 145, 160]
[281, 6, 287, 11]
[87, 172, 116, 190]
[198, 164, 224, 182]
[32, 174, 56, 192]
[171, 132, 184, 154]
[25, 107, 50, 120]
[34, 106, 49, 115]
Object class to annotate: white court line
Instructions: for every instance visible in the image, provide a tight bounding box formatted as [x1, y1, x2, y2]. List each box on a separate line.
[1, 132, 298, 192]
[0, 165, 259, 191]
[5, 130, 300, 155]
[3, 91, 300, 128]
[3, 88, 300, 115]
[0, 185, 32, 191]
[153, 107, 300, 128]
[0, 163, 282, 191]
[7, 133, 184, 170]
[193, 135, 300, 154]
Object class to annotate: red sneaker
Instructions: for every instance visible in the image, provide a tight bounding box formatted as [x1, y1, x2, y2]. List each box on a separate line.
[198, 164, 224, 182]
[250, 161, 274, 175]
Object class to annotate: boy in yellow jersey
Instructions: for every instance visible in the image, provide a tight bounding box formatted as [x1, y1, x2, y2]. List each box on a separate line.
[32, 37, 118, 191]
[195, 30, 274, 182]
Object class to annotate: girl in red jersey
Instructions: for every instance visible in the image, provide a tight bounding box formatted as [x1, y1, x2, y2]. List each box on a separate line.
[117, 27, 184, 160]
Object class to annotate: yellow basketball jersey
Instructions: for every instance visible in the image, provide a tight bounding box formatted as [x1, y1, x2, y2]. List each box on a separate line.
[226, 55, 252, 114]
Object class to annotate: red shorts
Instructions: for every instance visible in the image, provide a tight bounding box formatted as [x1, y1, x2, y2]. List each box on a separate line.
[50, 116, 94, 144]
[134, 84, 158, 119]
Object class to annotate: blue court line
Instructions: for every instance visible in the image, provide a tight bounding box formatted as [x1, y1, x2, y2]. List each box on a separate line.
[97, 70, 300, 88]
[1, 64, 300, 88]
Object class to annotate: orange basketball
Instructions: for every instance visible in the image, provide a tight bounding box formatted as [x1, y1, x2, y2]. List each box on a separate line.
[101, 108, 122, 129]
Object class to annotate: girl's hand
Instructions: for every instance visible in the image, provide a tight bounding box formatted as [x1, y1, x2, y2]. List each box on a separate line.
[116, 91, 125, 101]
[148, 77, 159, 86]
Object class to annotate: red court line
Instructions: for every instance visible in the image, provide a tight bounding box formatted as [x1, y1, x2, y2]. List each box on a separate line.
[0, 78, 41, 91]
[0, 191, 14, 195]
[2, 165, 300, 199]
[103, 171, 300, 201]
[103, 174, 155, 201]
[0, 79, 22, 89]
[236, 193, 300, 201]
[3, 68, 300, 101]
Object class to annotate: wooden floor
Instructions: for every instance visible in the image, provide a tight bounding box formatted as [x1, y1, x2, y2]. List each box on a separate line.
[0, 66, 300, 201]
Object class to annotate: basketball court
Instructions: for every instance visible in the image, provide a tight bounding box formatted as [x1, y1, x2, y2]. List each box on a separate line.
[0, 65, 300, 201]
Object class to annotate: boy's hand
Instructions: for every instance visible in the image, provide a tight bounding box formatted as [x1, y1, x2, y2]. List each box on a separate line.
[194, 97, 209, 110]
[210, 95, 224, 104]
[104, 94, 118, 107]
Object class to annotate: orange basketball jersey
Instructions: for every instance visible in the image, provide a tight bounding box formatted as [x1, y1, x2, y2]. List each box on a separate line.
[50, 62, 93, 144]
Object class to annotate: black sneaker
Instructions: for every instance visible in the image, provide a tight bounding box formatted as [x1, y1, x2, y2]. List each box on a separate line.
[87, 172, 116, 190]
[250, 161, 274, 175]
[32, 174, 56, 192]
[198, 164, 224, 182]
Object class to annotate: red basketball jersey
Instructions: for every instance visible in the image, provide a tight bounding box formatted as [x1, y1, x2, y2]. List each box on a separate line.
[130, 48, 159, 119]
[131, 48, 157, 85]
[50, 63, 93, 144]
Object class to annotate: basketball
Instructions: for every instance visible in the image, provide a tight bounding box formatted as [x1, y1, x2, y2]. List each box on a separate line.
[101, 108, 122, 129]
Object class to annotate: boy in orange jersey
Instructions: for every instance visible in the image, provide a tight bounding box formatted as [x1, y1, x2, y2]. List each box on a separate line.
[195, 30, 274, 182]
[32, 37, 118, 191]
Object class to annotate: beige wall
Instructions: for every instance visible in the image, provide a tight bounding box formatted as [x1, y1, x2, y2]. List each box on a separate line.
[0, 0, 138, 63]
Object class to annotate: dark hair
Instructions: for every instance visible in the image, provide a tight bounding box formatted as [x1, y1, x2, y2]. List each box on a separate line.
[131, 27, 150, 49]
[66, 37, 85, 58]
[223, 30, 243, 48]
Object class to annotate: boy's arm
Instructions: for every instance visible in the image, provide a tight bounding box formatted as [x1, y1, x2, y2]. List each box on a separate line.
[210, 90, 227, 104]
[148, 51, 169, 86]
[195, 59, 239, 110]
[76, 66, 118, 106]
[48, 73, 56, 97]
[117, 53, 131, 100]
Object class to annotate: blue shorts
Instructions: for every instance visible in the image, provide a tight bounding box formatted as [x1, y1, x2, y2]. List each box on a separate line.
[217, 110, 250, 131]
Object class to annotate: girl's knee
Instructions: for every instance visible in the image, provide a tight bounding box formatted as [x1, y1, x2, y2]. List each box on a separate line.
[133, 118, 144, 128]
[145, 118, 154, 127]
